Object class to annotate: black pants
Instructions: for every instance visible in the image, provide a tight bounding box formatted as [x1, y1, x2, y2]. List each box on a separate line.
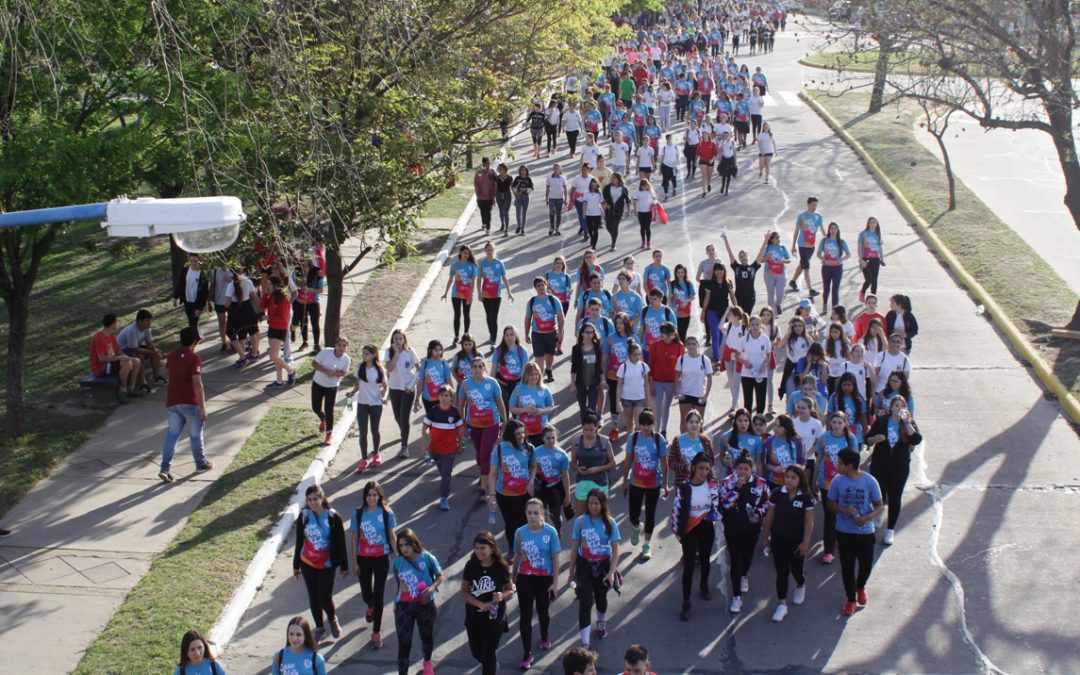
[451, 297, 472, 339]
[860, 258, 881, 295]
[357, 554, 390, 632]
[535, 481, 567, 531]
[465, 611, 503, 675]
[182, 301, 201, 331]
[311, 382, 338, 431]
[481, 297, 501, 343]
[586, 214, 602, 249]
[517, 574, 553, 654]
[496, 191, 512, 231]
[637, 211, 653, 243]
[628, 485, 660, 535]
[719, 159, 734, 193]
[574, 563, 609, 629]
[388, 388, 415, 446]
[820, 487, 836, 554]
[545, 123, 558, 152]
[566, 130, 580, 155]
[396, 601, 437, 675]
[293, 302, 321, 346]
[771, 535, 806, 600]
[676, 94, 689, 121]
[684, 144, 698, 177]
[496, 492, 530, 551]
[871, 454, 910, 530]
[661, 164, 677, 194]
[606, 377, 620, 417]
[751, 114, 763, 139]
[836, 531, 875, 602]
[736, 291, 755, 316]
[605, 207, 623, 247]
[356, 403, 382, 459]
[575, 383, 601, 420]
[680, 523, 715, 601]
[676, 316, 690, 343]
[722, 514, 759, 597]
[477, 199, 494, 229]
[300, 563, 338, 628]
[741, 377, 767, 414]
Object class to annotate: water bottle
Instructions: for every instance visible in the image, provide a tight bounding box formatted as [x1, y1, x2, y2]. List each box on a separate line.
[346, 395, 354, 412]
[975, 304, 985, 316]
[488, 501, 498, 525]
[489, 594, 500, 620]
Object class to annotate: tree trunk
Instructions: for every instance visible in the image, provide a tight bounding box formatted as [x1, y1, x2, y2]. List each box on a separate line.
[4, 287, 28, 438]
[868, 35, 892, 113]
[931, 129, 957, 211]
[323, 246, 344, 345]
[1046, 104, 1080, 231]
[169, 235, 187, 302]
[1068, 300, 1080, 331]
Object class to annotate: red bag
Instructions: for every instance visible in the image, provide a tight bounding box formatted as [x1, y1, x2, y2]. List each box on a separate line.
[653, 202, 669, 225]
[567, 192, 578, 212]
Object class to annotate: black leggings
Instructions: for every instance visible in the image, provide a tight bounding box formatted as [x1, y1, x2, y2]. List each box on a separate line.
[451, 297, 472, 338]
[356, 403, 383, 459]
[628, 485, 660, 535]
[477, 199, 494, 229]
[871, 455, 910, 530]
[676, 316, 690, 343]
[821, 487, 837, 554]
[586, 214, 602, 250]
[836, 531, 875, 602]
[311, 382, 338, 431]
[357, 554, 390, 632]
[770, 535, 806, 600]
[741, 377, 767, 414]
[293, 302, 321, 346]
[574, 563, 609, 629]
[685, 145, 697, 177]
[482, 297, 501, 343]
[388, 388, 415, 446]
[466, 611, 503, 675]
[606, 378, 620, 417]
[535, 481, 567, 531]
[661, 164, 677, 194]
[720, 162, 733, 194]
[637, 211, 653, 244]
[566, 130, 580, 155]
[722, 514, 759, 597]
[395, 601, 437, 675]
[517, 574, 553, 654]
[680, 523, 715, 601]
[300, 564, 337, 628]
[496, 192, 512, 231]
[751, 114, 763, 139]
[860, 258, 882, 295]
[496, 492, 530, 551]
[545, 123, 558, 153]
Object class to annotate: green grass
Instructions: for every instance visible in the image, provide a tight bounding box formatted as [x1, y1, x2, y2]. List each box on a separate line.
[75, 407, 321, 674]
[421, 173, 473, 220]
[802, 49, 927, 75]
[808, 91, 1080, 396]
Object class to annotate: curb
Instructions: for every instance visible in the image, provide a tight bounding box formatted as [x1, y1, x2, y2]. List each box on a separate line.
[208, 164, 490, 649]
[800, 91, 1080, 425]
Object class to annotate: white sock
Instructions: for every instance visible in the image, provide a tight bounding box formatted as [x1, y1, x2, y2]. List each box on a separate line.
[580, 625, 591, 644]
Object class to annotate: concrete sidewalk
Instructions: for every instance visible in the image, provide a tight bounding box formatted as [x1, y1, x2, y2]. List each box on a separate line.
[0, 225, 447, 674]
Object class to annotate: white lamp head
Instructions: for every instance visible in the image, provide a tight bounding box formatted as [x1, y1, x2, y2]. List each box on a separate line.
[102, 196, 246, 253]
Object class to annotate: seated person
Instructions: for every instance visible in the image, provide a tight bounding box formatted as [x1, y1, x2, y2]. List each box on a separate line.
[117, 309, 165, 389]
[89, 313, 142, 400]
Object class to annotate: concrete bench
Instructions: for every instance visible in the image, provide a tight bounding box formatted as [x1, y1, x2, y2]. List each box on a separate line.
[79, 374, 121, 403]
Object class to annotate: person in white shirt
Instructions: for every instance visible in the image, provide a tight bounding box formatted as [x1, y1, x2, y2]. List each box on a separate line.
[609, 131, 630, 176]
[718, 130, 738, 196]
[659, 134, 681, 200]
[757, 121, 776, 184]
[312, 338, 352, 445]
[570, 164, 594, 238]
[635, 143, 655, 179]
[581, 133, 601, 169]
[584, 178, 605, 249]
[563, 101, 584, 158]
[384, 329, 420, 458]
[632, 179, 657, 249]
[675, 336, 713, 430]
[616, 340, 652, 438]
[738, 316, 772, 414]
[657, 82, 675, 131]
[749, 86, 766, 141]
[544, 100, 561, 156]
[875, 335, 912, 394]
[545, 163, 568, 236]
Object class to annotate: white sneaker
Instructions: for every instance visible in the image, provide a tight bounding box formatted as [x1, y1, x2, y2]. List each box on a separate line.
[771, 604, 788, 622]
[793, 585, 806, 605]
[740, 576, 749, 593]
[729, 595, 743, 613]
[883, 528, 895, 545]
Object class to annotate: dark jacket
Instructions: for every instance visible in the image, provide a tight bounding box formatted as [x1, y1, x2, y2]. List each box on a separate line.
[868, 415, 923, 465]
[602, 183, 631, 224]
[883, 310, 919, 352]
[293, 508, 348, 572]
[671, 478, 720, 539]
[173, 265, 210, 309]
[570, 342, 605, 387]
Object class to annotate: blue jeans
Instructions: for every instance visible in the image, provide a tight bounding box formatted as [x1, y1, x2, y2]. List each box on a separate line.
[161, 404, 207, 472]
[575, 200, 586, 235]
[706, 310, 726, 363]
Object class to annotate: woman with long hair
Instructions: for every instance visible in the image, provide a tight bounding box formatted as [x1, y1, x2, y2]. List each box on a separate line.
[815, 411, 858, 565]
[459, 358, 508, 500]
[512, 165, 534, 235]
[671, 452, 721, 621]
[392, 528, 445, 675]
[478, 241, 516, 347]
[719, 451, 771, 613]
[829, 372, 868, 447]
[495, 163, 514, 234]
[509, 361, 556, 446]
[492, 325, 529, 410]
[570, 412, 617, 515]
[884, 293, 919, 353]
[857, 216, 885, 302]
[867, 395, 922, 545]
[529, 424, 573, 531]
[261, 275, 298, 389]
[760, 465, 814, 622]
[877, 369, 915, 416]
[669, 264, 696, 342]
[488, 419, 535, 551]
[513, 499, 562, 669]
[675, 336, 713, 429]
[451, 334, 479, 383]
[311, 337, 351, 446]
[350, 481, 397, 650]
[632, 178, 657, 249]
[546, 163, 568, 236]
[293, 484, 348, 643]
[270, 616, 325, 675]
[568, 489, 621, 649]
[347, 345, 388, 473]
[602, 171, 631, 252]
[441, 245, 479, 348]
[385, 329, 420, 459]
[413, 339, 453, 418]
[570, 322, 607, 422]
[616, 340, 652, 439]
[622, 408, 669, 561]
[175, 629, 224, 675]
[460, 531, 516, 675]
[816, 222, 851, 315]
[823, 321, 852, 394]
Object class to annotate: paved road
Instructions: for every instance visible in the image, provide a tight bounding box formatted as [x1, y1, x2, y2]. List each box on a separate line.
[221, 19, 1080, 675]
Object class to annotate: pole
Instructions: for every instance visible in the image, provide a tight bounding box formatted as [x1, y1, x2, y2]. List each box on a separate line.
[0, 203, 108, 229]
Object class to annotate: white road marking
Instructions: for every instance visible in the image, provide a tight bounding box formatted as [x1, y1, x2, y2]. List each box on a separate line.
[778, 90, 805, 107]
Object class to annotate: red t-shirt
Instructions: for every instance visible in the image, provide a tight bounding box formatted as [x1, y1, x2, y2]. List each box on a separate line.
[165, 347, 203, 406]
[697, 140, 718, 162]
[260, 294, 291, 330]
[423, 405, 464, 454]
[89, 331, 120, 376]
[853, 311, 885, 341]
[648, 340, 684, 383]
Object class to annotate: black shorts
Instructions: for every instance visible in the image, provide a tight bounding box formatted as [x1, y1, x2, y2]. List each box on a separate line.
[214, 303, 228, 314]
[639, 167, 653, 175]
[798, 246, 814, 270]
[121, 347, 139, 358]
[532, 332, 557, 358]
[734, 120, 750, 134]
[699, 160, 714, 167]
[679, 395, 707, 407]
[759, 152, 774, 157]
[268, 327, 288, 341]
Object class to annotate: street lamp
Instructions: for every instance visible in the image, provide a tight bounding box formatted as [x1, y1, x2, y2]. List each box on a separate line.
[0, 196, 246, 253]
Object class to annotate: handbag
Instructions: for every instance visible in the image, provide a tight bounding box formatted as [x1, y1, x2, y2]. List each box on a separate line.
[653, 202, 669, 225]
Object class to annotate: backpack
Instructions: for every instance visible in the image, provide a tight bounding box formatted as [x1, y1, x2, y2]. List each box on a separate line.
[180, 661, 221, 675]
[639, 305, 675, 331]
[629, 431, 662, 460]
[527, 295, 561, 324]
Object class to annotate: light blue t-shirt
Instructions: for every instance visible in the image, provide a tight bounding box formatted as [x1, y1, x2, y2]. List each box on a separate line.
[827, 471, 883, 535]
[508, 383, 554, 437]
[351, 506, 396, 557]
[532, 445, 571, 486]
[578, 289, 614, 316]
[271, 648, 326, 675]
[572, 515, 621, 561]
[628, 431, 667, 489]
[614, 290, 644, 320]
[513, 523, 562, 576]
[795, 210, 824, 247]
[449, 260, 479, 299]
[479, 258, 507, 298]
[818, 238, 850, 264]
[174, 662, 225, 675]
[720, 430, 764, 472]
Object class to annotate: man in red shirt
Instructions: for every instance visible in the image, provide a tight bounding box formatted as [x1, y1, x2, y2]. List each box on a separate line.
[89, 313, 142, 402]
[159, 326, 213, 483]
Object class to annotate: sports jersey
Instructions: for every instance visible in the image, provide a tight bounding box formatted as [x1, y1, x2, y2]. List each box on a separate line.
[514, 523, 561, 576]
[450, 260, 479, 299]
[508, 383, 554, 436]
[423, 404, 463, 454]
[494, 441, 533, 496]
[459, 376, 503, 427]
[478, 258, 507, 299]
[572, 515, 621, 561]
[352, 506, 396, 557]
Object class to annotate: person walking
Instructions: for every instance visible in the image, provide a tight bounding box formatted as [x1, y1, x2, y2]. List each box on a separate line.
[478, 241, 515, 348]
[568, 489, 621, 650]
[346, 345, 388, 474]
[270, 617, 326, 675]
[474, 158, 498, 233]
[513, 498, 562, 669]
[460, 531, 515, 675]
[174, 630, 225, 675]
[173, 253, 209, 337]
[159, 326, 212, 483]
[867, 395, 922, 545]
[392, 528, 445, 675]
[671, 452, 721, 621]
[350, 481, 397, 651]
[495, 164, 514, 234]
[488, 419, 536, 552]
[602, 173, 631, 252]
[857, 217, 885, 302]
[546, 164, 568, 236]
[310, 338, 351, 446]
[816, 222, 851, 315]
[622, 409, 669, 561]
[760, 465, 814, 622]
[441, 245, 479, 348]
[826, 449, 884, 617]
[293, 485, 348, 643]
[385, 329, 420, 458]
[512, 167, 534, 235]
[719, 451, 771, 613]
[420, 385, 466, 511]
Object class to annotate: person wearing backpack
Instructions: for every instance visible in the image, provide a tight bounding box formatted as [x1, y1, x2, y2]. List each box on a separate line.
[638, 288, 676, 362]
[524, 276, 566, 384]
[615, 340, 652, 440]
[293, 484, 348, 643]
[674, 336, 712, 431]
[571, 412, 618, 515]
[350, 481, 397, 650]
[175, 629, 225, 675]
[270, 616, 327, 675]
[622, 409, 669, 561]
[488, 419, 536, 551]
[392, 528, 445, 675]
[814, 412, 858, 566]
[647, 322, 683, 438]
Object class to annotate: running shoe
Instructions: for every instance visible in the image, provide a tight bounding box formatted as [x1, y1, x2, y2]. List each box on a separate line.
[371, 453, 382, 467]
[680, 601, 691, 621]
[158, 471, 175, 483]
[329, 618, 341, 639]
[319, 418, 326, 433]
[287, 370, 297, 386]
[840, 601, 857, 617]
[740, 576, 749, 593]
[519, 654, 534, 670]
[772, 604, 788, 622]
[439, 497, 450, 511]
[195, 461, 215, 472]
[793, 585, 806, 605]
[371, 632, 383, 650]
[354, 459, 368, 474]
[399, 444, 409, 459]
[422, 660, 434, 675]
[631, 527, 642, 546]
[595, 621, 608, 639]
[857, 588, 869, 606]
[539, 637, 552, 650]
[821, 552, 835, 565]
[883, 528, 895, 545]
[313, 626, 326, 642]
[730, 596, 743, 613]
[641, 543, 652, 560]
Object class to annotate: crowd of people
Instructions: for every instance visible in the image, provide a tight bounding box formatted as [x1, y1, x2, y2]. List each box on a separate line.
[151, 1, 934, 673]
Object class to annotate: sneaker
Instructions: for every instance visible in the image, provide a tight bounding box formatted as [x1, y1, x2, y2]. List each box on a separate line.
[788, 280, 799, 292]
[771, 604, 789, 622]
[539, 637, 552, 650]
[641, 543, 652, 560]
[608, 428, 619, 443]
[354, 459, 368, 474]
[158, 471, 175, 483]
[330, 617, 341, 639]
[595, 621, 608, 639]
[152, 376, 168, 385]
[319, 418, 327, 433]
[555, 346, 563, 356]
[883, 528, 895, 545]
[740, 576, 749, 593]
[645, 241, 651, 249]
[365, 607, 374, 623]
[439, 497, 450, 511]
[793, 585, 806, 605]
[398, 444, 409, 459]
[370, 632, 383, 650]
[631, 527, 642, 546]
[857, 588, 869, 606]
[266, 380, 285, 389]
[730, 595, 743, 613]
[859, 291, 866, 303]
[287, 370, 297, 386]
[680, 601, 691, 621]
[422, 660, 434, 675]
[544, 370, 555, 383]
[841, 601, 857, 617]
[809, 288, 820, 297]
[423, 453, 433, 466]
[234, 358, 246, 369]
[370, 452, 382, 467]
[449, 338, 459, 349]
[299, 342, 309, 351]
[822, 552, 835, 565]
[519, 654, 534, 670]
[195, 461, 215, 472]
[313, 626, 326, 642]
[219, 344, 230, 353]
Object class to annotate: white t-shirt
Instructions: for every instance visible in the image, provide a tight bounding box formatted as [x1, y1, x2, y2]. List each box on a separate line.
[581, 144, 601, 168]
[117, 322, 152, 351]
[794, 416, 825, 454]
[545, 107, 561, 125]
[563, 111, 583, 132]
[571, 175, 593, 201]
[636, 145, 655, 168]
[313, 348, 352, 388]
[740, 333, 772, 380]
[584, 192, 604, 217]
[617, 360, 651, 401]
[354, 364, 385, 406]
[757, 132, 775, 154]
[633, 189, 655, 213]
[185, 268, 201, 303]
[876, 351, 912, 392]
[749, 95, 765, 115]
[720, 138, 737, 158]
[688, 481, 712, 520]
[384, 347, 419, 391]
[841, 359, 870, 386]
[697, 258, 720, 280]
[661, 144, 681, 167]
[658, 89, 675, 105]
[825, 341, 847, 377]
[676, 353, 713, 397]
[685, 128, 700, 145]
[546, 175, 567, 200]
[610, 142, 630, 166]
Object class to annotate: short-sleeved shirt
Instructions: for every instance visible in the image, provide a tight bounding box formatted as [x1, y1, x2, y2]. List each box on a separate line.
[628, 431, 667, 488]
[459, 376, 503, 427]
[643, 264, 672, 297]
[514, 523, 562, 576]
[450, 261, 479, 300]
[732, 262, 761, 296]
[533, 445, 571, 486]
[606, 334, 631, 380]
[479, 258, 507, 299]
[271, 648, 325, 675]
[418, 358, 453, 401]
[89, 331, 120, 376]
[117, 322, 152, 351]
[385, 348, 420, 391]
[676, 353, 712, 397]
[544, 272, 572, 304]
[669, 282, 696, 317]
[463, 558, 510, 617]
[492, 345, 528, 383]
[352, 507, 396, 557]
[572, 515, 621, 561]
[312, 348, 351, 389]
[613, 290, 644, 319]
[508, 383, 553, 436]
[719, 430, 764, 472]
[494, 442, 533, 496]
[165, 347, 202, 406]
[527, 294, 562, 334]
[817, 431, 855, 489]
[616, 360, 650, 400]
[827, 472, 883, 535]
[768, 487, 815, 541]
[174, 661, 226, 675]
[423, 405, 463, 454]
[393, 551, 442, 603]
[795, 210, 824, 247]
[818, 238, 850, 265]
